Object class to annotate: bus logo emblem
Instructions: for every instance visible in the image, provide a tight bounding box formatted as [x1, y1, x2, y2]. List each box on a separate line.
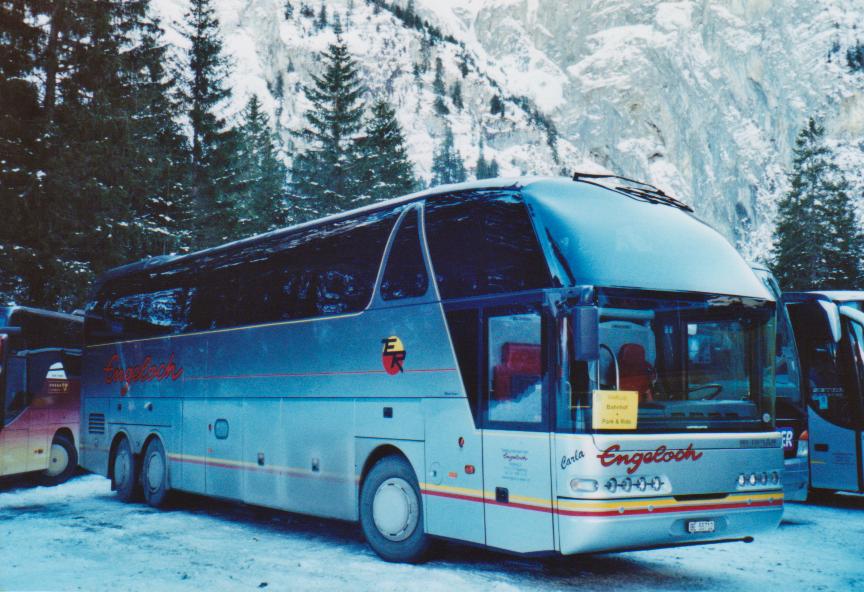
[381, 336, 406, 375]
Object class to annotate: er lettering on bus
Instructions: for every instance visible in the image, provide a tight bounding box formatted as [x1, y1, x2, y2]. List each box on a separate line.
[381, 336, 406, 375]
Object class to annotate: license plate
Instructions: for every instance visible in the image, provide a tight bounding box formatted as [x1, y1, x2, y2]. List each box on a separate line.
[687, 520, 715, 534]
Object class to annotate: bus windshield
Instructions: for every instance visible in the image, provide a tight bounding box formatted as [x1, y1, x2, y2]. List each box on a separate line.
[561, 290, 775, 433]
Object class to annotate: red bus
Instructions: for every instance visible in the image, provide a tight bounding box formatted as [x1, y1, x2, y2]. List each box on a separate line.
[1, 306, 82, 484]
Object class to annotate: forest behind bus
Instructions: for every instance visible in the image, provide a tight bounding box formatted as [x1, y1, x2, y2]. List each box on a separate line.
[3, 0, 864, 311]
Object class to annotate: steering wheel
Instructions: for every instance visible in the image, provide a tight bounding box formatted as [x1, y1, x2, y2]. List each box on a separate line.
[687, 383, 723, 400]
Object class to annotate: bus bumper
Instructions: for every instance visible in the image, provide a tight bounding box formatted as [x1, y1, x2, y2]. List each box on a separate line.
[556, 493, 784, 555]
[782, 456, 809, 502]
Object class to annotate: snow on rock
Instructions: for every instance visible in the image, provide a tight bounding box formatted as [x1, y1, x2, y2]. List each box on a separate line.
[151, 0, 864, 259]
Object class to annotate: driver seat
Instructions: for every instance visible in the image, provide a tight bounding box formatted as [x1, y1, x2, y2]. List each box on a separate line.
[618, 343, 654, 403]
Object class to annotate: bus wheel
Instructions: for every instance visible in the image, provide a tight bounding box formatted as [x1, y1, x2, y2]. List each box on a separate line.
[360, 455, 430, 563]
[112, 437, 140, 502]
[38, 433, 78, 486]
[141, 438, 169, 508]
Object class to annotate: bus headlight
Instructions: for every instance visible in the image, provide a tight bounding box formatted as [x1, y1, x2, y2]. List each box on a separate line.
[570, 478, 598, 493]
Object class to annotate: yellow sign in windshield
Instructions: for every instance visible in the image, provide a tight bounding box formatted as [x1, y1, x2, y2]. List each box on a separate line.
[592, 390, 638, 430]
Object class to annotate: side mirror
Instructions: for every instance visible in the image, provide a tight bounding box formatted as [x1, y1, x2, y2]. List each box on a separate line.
[571, 307, 599, 361]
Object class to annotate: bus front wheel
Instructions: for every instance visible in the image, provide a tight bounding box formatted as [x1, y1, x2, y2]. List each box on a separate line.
[38, 433, 77, 486]
[141, 438, 170, 508]
[360, 455, 430, 563]
[112, 437, 141, 502]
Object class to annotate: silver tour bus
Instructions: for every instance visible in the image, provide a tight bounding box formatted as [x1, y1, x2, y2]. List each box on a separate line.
[783, 291, 864, 494]
[80, 176, 783, 562]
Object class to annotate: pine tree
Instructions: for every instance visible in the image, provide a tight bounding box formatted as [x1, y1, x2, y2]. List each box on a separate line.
[181, 0, 239, 247]
[433, 56, 445, 96]
[355, 98, 417, 205]
[291, 29, 366, 217]
[0, 0, 43, 303]
[475, 145, 500, 180]
[430, 126, 466, 186]
[450, 81, 463, 110]
[284, 0, 293, 18]
[315, 2, 327, 29]
[233, 95, 289, 235]
[490, 94, 504, 116]
[772, 118, 864, 290]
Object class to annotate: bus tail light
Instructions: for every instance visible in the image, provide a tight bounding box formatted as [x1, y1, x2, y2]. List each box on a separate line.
[464, 464, 475, 475]
[797, 430, 809, 457]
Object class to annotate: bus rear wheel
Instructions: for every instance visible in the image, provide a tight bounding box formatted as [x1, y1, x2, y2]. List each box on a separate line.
[112, 437, 141, 502]
[360, 455, 430, 563]
[38, 433, 77, 486]
[141, 438, 170, 508]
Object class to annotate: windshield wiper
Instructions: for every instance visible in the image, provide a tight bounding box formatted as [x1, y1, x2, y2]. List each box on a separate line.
[571, 171, 694, 213]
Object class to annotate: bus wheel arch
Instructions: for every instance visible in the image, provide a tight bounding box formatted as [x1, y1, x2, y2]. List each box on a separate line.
[359, 449, 430, 563]
[140, 433, 170, 508]
[38, 430, 78, 486]
[108, 432, 141, 502]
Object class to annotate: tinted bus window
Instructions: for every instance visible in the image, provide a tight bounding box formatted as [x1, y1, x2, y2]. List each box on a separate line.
[381, 209, 428, 301]
[87, 210, 398, 344]
[424, 191, 551, 300]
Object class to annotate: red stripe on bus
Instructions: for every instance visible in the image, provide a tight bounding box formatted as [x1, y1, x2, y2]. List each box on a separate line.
[183, 368, 457, 381]
[555, 499, 781, 517]
[421, 488, 780, 517]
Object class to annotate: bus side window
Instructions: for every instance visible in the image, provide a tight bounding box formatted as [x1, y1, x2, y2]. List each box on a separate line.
[380, 209, 428, 301]
[486, 311, 544, 425]
[424, 191, 551, 300]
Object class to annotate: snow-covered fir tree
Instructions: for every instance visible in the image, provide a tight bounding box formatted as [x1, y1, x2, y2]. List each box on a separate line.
[233, 94, 289, 235]
[181, 0, 239, 247]
[291, 27, 366, 217]
[772, 118, 864, 290]
[0, 0, 42, 303]
[475, 141, 500, 180]
[430, 126, 466, 186]
[355, 98, 417, 205]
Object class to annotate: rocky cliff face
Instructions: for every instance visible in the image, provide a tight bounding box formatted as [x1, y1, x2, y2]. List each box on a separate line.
[155, 0, 864, 258]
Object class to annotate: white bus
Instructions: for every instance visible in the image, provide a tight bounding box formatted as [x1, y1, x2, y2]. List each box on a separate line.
[80, 176, 783, 562]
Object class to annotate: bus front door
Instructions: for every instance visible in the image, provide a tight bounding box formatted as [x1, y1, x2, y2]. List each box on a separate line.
[481, 308, 555, 553]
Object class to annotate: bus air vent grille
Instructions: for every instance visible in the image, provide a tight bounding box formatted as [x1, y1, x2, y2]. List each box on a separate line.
[88, 413, 106, 434]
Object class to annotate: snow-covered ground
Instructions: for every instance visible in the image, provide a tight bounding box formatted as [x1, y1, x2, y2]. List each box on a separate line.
[1, 474, 862, 591]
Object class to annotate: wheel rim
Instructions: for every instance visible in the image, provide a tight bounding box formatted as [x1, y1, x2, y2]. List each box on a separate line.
[145, 449, 164, 493]
[44, 443, 69, 477]
[372, 477, 418, 542]
[114, 447, 130, 487]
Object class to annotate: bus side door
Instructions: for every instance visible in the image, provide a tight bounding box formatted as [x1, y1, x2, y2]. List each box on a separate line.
[790, 302, 861, 492]
[481, 306, 555, 553]
[1, 355, 29, 476]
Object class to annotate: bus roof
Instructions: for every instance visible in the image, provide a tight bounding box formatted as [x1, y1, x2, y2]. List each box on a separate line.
[784, 291, 864, 303]
[95, 177, 538, 285]
[0, 306, 83, 326]
[93, 176, 769, 300]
